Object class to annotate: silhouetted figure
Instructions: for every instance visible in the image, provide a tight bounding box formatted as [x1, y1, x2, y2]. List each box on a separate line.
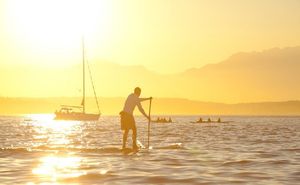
[197, 118, 203, 123]
[120, 87, 151, 151]
[217, 118, 221, 123]
[207, 118, 211, 123]
[168, 117, 172, 123]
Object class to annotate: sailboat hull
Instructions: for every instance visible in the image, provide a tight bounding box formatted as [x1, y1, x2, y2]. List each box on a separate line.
[54, 112, 100, 121]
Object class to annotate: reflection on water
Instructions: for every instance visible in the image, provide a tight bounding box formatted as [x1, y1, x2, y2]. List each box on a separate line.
[32, 155, 84, 181]
[30, 114, 82, 147]
[28, 114, 86, 183]
[29, 114, 80, 131]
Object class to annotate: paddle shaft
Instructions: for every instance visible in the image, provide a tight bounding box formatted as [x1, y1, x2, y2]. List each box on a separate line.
[147, 98, 152, 149]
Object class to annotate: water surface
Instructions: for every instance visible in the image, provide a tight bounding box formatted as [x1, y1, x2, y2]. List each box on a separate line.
[0, 115, 299, 184]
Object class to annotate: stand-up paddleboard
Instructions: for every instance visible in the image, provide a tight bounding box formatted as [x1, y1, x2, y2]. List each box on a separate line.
[120, 142, 183, 155]
[121, 147, 139, 155]
[121, 140, 145, 155]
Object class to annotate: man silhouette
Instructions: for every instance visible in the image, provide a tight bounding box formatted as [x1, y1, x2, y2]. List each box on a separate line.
[120, 87, 151, 150]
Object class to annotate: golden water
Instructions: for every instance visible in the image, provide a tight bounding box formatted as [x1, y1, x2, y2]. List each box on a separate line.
[0, 115, 299, 184]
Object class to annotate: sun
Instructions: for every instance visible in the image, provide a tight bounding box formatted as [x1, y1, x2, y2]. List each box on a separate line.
[5, 0, 110, 66]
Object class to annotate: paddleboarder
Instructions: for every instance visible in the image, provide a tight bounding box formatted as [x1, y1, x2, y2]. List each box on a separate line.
[120, 87, 152, 151]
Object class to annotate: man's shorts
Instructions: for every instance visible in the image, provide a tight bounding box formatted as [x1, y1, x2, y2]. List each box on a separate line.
[120, 111, 136, 130]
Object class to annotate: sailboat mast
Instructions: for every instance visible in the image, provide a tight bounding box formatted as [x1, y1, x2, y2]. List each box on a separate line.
[82, 36, 86, 113]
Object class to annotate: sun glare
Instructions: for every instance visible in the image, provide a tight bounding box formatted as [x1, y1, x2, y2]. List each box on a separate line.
[28, 113, 79, 127]
[6, 0, 109, 66]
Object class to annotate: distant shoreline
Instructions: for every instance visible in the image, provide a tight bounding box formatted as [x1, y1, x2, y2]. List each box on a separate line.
[0, 97, 299, 116]
[1, 114, 300, 117]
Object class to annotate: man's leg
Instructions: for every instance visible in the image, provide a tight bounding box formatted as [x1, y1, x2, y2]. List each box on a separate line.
[132, 127, 138, 150]
[122, 129, 129, 149]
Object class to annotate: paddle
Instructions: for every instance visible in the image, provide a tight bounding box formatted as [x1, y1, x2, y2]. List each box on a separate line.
[147, 97, 152, 149]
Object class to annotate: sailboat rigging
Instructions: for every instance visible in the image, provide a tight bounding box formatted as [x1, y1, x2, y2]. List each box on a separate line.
[54, 37, 101, 121]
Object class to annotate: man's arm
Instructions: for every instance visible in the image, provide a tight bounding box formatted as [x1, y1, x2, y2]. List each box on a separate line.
[137, 101, 149, 120]
[139, 97, 152, 102]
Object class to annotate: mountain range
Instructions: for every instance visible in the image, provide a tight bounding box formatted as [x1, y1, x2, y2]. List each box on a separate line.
[1, 46, 299, 104]
[0, 97, 299, 115]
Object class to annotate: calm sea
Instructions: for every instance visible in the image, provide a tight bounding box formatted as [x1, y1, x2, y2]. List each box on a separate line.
[0, 115, 299, 185]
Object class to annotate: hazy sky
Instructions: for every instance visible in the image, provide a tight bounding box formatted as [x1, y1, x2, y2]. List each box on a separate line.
[1, 0, 300, 73]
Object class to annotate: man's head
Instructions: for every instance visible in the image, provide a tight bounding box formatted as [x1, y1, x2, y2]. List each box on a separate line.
[134, 87, 141, 97]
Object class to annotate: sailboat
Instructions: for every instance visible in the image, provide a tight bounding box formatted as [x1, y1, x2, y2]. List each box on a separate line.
[54, 37, 101, 121]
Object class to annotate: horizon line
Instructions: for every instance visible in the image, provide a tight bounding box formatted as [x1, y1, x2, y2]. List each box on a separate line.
[0, 96, 299, 105]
